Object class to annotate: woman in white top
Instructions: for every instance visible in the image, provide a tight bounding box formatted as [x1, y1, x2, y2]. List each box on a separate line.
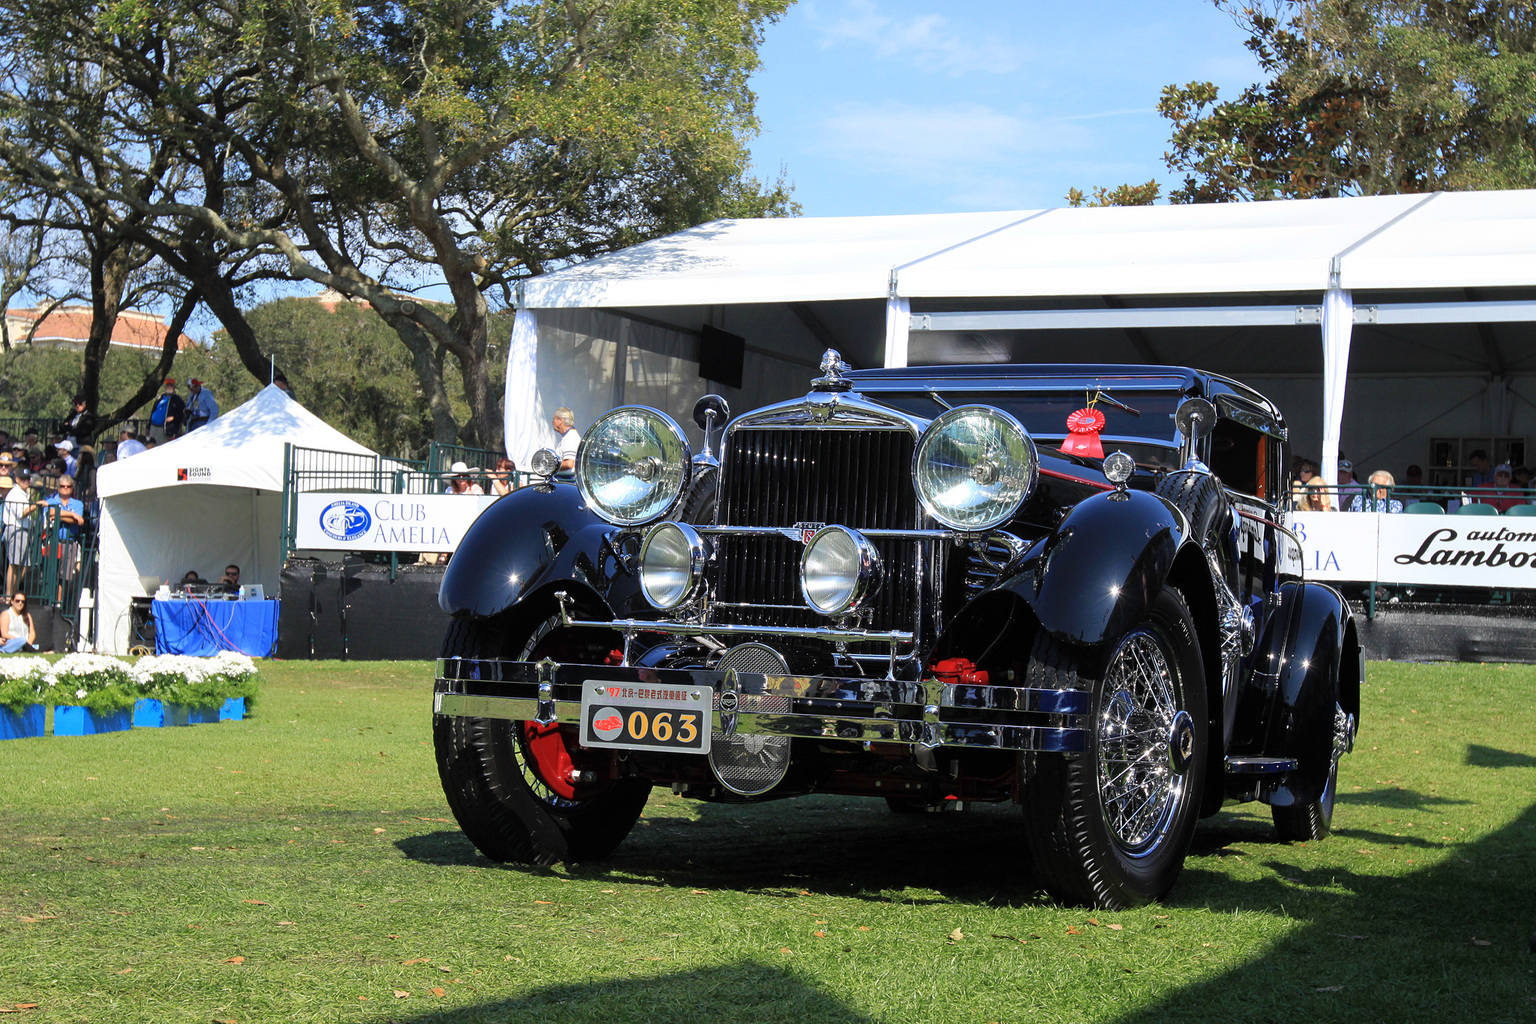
[1, 592, 36, 653]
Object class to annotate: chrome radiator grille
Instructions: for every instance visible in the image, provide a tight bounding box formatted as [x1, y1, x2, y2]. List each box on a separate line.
[715, 427, 923, 632]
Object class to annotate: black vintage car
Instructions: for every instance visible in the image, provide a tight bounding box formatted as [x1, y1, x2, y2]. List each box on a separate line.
[433, 354, 1361, 909]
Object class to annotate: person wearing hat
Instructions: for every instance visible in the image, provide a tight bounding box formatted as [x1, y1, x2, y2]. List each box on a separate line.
[116, 427, 147, 460]
[55, 439, 78, 477]
[149, 378, 185, 442]
[21, 429, 42, 461]
[1335, 458, 1363, 511]
[59, 394, 97, 449]
[185, 378, 220, 431]
[3, 465, 32, 595]
[445, 461, 484, 495]
[1474, 463, 1524, 512]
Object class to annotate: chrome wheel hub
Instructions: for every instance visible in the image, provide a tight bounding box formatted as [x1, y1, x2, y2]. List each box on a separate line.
[1097, 629, 1187, 856]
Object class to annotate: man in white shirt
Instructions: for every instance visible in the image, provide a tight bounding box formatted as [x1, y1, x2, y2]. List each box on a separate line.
[552, 407, 580, 473]
[116, 428, 147, 459]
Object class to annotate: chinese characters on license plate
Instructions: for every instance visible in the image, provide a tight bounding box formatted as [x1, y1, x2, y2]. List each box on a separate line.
[580, 682, 712, 755]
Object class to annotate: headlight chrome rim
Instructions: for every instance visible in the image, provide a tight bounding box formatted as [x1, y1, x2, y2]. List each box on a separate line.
[639, 521, 709, 611]
[576, 406, 691, 526]
[912, 405, 1037, 532]
[800, 525, 883, 617]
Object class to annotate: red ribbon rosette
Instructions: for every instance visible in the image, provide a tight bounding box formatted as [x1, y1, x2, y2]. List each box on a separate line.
[1060, 407, 1106, 458]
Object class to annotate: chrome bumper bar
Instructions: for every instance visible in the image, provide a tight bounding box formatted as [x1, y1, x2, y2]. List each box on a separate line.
[433, 657, 1088, 753]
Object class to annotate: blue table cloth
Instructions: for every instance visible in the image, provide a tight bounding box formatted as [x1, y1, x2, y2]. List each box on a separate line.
[152, 598, 279, 657]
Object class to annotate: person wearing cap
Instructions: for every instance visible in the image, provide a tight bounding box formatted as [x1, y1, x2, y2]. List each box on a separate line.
[3, 465, 33, 595]
[1474, 463, 1524, 512]
[445, 461, 485, 495]
[552, 407, 580, 473]
[59, 394, 97, 448]
[149, 378, 185, 442]
[1335, 458, 1363, 511]
[116, 427, 147, 460]
[55, 439, 78, 477]
[185, 378, 220, 431]
[21, 429, 42, 461]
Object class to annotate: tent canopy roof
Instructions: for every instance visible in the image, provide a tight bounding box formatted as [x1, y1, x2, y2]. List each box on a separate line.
[520, 190, 1536, 309]
[96, 384, 379, 499]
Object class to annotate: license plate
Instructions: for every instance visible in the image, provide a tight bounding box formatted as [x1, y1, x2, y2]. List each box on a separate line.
[580, 681, 711, 755]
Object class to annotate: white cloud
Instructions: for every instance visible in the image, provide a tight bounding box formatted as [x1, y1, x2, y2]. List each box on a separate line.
[804, 0, 1024, 76]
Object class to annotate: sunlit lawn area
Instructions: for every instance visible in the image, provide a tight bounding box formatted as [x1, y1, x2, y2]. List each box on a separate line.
[1, 658, 1533, 1023]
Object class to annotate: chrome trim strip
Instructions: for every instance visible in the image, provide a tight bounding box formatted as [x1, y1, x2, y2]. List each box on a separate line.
[434, 658, 1088, 754]
[564, 614, 915, 646]
[696, 526, 957, 539]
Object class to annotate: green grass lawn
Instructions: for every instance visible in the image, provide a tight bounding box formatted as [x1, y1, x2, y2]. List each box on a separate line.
[1, 659, 1533, 1023]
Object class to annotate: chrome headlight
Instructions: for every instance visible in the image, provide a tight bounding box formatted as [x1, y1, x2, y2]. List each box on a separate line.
[639, 522, 708, 610]
[913, 405, 1037, 531]
[576, 407, 691, 526]
[801, 526, 882, 616]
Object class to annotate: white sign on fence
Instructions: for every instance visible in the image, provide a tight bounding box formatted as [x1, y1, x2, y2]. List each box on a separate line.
[295, 493, 499, 553]
[1290, 511, 1536, 586]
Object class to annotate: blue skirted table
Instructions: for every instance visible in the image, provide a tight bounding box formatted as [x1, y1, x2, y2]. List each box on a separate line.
[152, 598, 279, 657]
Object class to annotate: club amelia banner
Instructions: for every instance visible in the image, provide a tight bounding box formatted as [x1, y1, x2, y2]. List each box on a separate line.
[294, 493, 499, 553]
[1290, 511, 1536, 586]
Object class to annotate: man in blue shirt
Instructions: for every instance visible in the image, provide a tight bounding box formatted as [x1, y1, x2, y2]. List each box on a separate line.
[28, 474, 85, 603]
[185, 379, 220, 431]
[149, 378, 185, 442]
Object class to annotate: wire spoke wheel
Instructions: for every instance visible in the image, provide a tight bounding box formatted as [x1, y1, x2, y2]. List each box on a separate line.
[1022, 587, 1207, 909]
[1097, 629, 1189, 857]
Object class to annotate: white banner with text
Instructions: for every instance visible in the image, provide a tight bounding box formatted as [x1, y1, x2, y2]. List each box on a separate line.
[295, 493, 499, 553]
[1290, 511, 1536, 586]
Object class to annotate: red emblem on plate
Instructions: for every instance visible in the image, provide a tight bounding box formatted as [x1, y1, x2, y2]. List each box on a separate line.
[592, 708, 623, 741]
[1060, 407, 1106, 458]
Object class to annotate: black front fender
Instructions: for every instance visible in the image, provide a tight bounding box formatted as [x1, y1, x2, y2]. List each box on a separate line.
[1000, 489, 1188, 649]
[438, 483, 640, 620]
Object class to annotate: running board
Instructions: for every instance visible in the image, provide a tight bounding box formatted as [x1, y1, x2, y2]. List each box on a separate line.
[1224, 756, 1298, 774]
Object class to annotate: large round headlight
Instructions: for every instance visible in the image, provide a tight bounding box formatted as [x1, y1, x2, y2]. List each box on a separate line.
[640, 522, 708, 610]
[801, 526, 882, 616]
[913, 406, 1037, 531]
[576, 407, 691, 526]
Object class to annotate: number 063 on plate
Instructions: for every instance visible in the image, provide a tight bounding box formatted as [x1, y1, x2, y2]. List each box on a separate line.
[580, 682, 712, 754]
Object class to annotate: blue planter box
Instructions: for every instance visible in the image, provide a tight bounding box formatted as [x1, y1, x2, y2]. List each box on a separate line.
[219, 697, 246, 721]
[133, 699, 166, 728]
[0, 704, 44, 739]
[53, 706, 132, 736]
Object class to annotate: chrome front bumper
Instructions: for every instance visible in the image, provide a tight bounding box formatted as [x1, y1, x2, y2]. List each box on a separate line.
[433, 658, 1088, 754]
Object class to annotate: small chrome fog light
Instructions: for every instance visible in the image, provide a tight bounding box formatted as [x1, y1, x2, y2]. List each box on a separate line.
[529, 447, 561, 478]
[639, 522, 708, 610]
[801, 526, 882, 616]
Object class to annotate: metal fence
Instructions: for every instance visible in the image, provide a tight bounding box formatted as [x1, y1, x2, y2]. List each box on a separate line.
[1288, 483, 1536, 515]
[2, 499, 93, 652]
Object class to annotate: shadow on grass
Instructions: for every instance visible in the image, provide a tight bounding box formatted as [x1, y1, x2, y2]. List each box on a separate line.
[1465, 743, 1536, 768]
[1116, 799, 1536, 1020]
[381, 961, 883, 1024]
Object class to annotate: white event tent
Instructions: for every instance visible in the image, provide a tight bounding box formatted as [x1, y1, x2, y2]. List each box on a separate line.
[505, 190, 1536, 490]
[94, 384, 381, 654]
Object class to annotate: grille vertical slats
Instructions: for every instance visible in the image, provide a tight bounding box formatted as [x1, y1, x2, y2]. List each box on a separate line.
[716, 428, 921, 632]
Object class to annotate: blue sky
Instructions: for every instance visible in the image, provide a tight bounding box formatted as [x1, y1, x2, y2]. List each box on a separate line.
[746, 1, 1265, 216]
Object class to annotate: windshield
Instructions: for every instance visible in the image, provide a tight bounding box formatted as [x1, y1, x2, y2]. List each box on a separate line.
[876, 390, 1183, 442]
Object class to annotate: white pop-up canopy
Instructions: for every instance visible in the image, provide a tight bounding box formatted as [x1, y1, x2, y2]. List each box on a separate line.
[94, 384, 381, 654]
[506, 190, 1536, 492]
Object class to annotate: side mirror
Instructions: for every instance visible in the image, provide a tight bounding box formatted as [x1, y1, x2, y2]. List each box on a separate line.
[1174, 398, 1216, 469]
[692, 394, 731, 467]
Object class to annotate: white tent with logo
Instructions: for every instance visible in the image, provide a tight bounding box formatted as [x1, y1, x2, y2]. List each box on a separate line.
[93, 384, 382, 654]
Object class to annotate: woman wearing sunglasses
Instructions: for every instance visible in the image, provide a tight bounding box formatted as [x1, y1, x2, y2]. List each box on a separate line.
[1, 592, 36, 653]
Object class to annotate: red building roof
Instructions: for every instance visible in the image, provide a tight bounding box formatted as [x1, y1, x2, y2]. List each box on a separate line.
[5, 305, 197, 352]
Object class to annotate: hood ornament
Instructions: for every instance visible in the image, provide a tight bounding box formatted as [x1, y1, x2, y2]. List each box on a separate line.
[811, 349, 853, 393]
